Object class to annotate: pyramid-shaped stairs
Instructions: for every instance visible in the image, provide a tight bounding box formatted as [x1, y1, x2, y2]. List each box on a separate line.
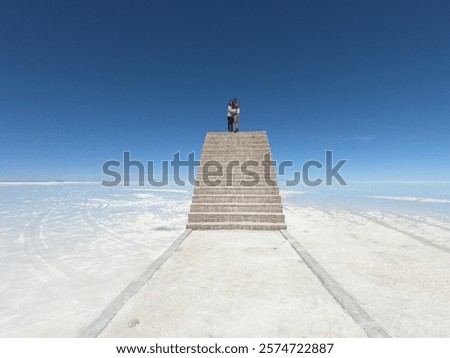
[186, 131, 287, 230]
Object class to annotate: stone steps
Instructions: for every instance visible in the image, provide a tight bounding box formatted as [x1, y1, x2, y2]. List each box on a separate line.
[190, 203, 284, 213]
[186, 131, 286, 230]
[203, 139, 269, 144]
[186, 222, 287, 230]
[201, 145, 271, 150]
[196, 167, 276, 173]
[200, 156, 273, 161]
[201, 147, 271, 151]
[200, 153, 271, 157]
[203, 138, 269, 143]
[191, 195, 282, 204]
[203, 143, 270, 147]
[196, 172, 276, 178]
[188, 212, 286, 223]
[201, 150, 270, 155]
[193, 187, 280, 195]
[195, 179, 277, 187]
[196, 166, 276, 173]
[206, 131, 267, 136]
[202, 149, 271, 152]
[203, 140, 269, 144]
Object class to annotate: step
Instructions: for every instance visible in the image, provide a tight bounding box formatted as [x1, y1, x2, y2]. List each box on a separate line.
[193, 187, 280, 195]
[205, 136, 268, 140]
[205, 137, 267, 141]
[196, 167, 276, 174]
[186, 222, 287, 230]
[195, 179, 278, 187]
[196, 171, 277, 178]
[203, 139, 269, 145]
[197, 162, 276, 170]
[206, 132, 267, 136]
[203, 137, 268, 142]
[206, 131, 267, 136]
[204, 138, 269, 143]
[201, 153, 273, 158]
[206, 134, 267, 137]
[202, 144, 270, 149]
[200, 150, 273, 155]
[202, 143, 271, 153]
[202, 146, 270, 150]
[195, 173, 277, 182]
[205, 133, 267, 137]
[191, 195, 282, 204]
[203, 141, 270, 145]
[190, 203, 284, 213]
[205, 136, 267, 138]
[197, 164, 276, 171]
[200, 154, 273, 160]
[199, 160, 275, 166]
[188, 212, 286, 223]
[195, 177, 277, 184]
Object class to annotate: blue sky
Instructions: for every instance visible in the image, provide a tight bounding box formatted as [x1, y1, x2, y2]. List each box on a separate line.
[1, 0, 449, 182]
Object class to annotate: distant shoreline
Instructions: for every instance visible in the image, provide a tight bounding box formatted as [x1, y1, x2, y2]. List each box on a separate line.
[0, 181, 98, 185]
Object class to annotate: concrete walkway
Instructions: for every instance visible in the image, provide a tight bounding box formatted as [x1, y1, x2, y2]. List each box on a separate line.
[99, 230, 372, 337]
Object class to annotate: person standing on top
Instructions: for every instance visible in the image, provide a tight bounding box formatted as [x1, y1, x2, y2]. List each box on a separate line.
[232, 98, 240, 133]
[227, 99, 236, 132]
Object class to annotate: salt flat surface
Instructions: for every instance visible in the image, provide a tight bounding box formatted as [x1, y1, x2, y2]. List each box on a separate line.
[100, 230, 366, 338]
[1, 183, 449, 337]
[284, 205, 450, 337]
[0, 184, 190, 337]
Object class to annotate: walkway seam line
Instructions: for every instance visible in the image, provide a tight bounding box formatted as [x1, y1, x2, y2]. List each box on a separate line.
[280, 229, 389, 338]
[80, 229, 193, 338]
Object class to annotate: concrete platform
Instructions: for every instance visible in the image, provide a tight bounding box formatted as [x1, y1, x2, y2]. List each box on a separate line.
[98, 230, 369, 337]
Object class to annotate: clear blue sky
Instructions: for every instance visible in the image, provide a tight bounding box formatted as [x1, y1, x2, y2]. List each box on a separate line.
[1, 0, 449, 182]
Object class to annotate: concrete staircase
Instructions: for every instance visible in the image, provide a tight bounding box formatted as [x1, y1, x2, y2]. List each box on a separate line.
[187, 131, 287, 230]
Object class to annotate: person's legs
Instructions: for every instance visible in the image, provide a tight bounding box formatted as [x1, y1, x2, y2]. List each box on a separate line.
[234, 115, 239, 132]
[227, 117, 234, 132]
